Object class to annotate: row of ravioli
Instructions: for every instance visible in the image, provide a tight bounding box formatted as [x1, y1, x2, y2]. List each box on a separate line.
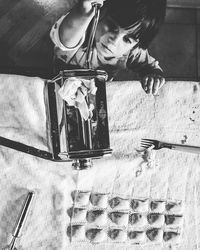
[71, 190, 183, 214]
[67, 207, 183, 228]
[67, 224, 181, 244]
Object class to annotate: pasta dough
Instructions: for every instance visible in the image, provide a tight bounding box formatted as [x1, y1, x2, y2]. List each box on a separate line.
[165, 215, 183, 226]
[131, 199, 149, 212]
[129, 213, 147, 227]
[86, 210, 107, 226]
[108, 229, 127, 242]
[163, 230, 181, 244]
[71, 191, 90, 206]
[67, 207, 87, 222]
[67, 225, 85, 241]
[86, 228, 107, 243]
[109, 196, 129, 210]
[128, 230, 146, 243]
[90, 193, 108, 208]
[147, 213, 165, 227]
[108, 212, 129, 226]
[150, 200, 165, 213]
[146, 228, 163, 242]
[166, 201, 183, 214]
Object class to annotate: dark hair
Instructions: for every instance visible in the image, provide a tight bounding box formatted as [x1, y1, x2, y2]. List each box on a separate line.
[101, 0, 166, 49]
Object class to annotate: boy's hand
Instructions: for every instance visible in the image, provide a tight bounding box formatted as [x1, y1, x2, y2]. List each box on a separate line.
[81, 0, 105, 14]
[141, 74, 165, 95]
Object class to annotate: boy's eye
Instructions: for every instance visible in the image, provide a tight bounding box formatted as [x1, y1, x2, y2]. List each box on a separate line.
[123, 36, 132, 44]
[123, 36, 139, 44]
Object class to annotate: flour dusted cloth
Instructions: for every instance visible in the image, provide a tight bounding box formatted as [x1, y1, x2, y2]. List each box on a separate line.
[0, 74, 200, 250]
[58, 77, 97, 120]
[0, 74, 75, 250]
[69, 80, 200, 249]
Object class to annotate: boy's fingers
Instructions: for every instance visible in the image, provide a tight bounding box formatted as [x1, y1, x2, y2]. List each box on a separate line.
[141, 75, 165, 94]
[147, 77, 154, 94]
[152, 78, 160, 95]
[90, 0, 105, 6]
[158, 77, 165, 89]
[141, 76, 148, 92]
[82, 0, 104, 13]
[141, 75, 165, 95]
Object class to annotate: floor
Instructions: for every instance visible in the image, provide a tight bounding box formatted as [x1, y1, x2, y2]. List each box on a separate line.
[0, 1, 199, 81]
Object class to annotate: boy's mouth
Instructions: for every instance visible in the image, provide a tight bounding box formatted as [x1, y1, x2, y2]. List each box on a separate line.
[101, 43, 113, 54]
[104, 56, 115, 60]
[97, 42, 116, 62]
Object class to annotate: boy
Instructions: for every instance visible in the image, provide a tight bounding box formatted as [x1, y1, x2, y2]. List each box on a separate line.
[50, 0, 166, 96]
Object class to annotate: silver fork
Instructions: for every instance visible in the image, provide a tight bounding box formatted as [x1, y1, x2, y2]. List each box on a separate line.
[141, 138, 200, 154]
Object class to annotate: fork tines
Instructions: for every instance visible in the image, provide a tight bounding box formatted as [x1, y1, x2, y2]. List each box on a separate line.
[141, 139, 155, 149]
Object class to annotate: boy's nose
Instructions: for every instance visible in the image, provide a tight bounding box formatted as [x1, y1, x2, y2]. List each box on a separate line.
[108, 32, 122, 44]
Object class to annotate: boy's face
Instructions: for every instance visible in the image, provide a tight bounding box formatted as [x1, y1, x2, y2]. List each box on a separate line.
[95, 16, 139, 63]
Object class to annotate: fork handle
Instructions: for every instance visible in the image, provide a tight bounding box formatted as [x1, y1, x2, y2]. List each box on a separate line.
[165, 143, 200, 154]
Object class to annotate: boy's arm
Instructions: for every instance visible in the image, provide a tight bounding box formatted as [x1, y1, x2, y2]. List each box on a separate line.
[127, 48, 165, 95]
[59, 0, 104, 49]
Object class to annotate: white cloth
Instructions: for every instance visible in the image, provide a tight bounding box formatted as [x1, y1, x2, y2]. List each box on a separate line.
[0, 74, 200, 249]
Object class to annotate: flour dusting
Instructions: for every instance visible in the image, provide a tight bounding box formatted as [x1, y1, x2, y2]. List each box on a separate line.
[0, 75, 200, 249]
[136, 145, 158, 177]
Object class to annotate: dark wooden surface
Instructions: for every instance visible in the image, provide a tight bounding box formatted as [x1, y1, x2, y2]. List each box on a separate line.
[0, 0, 199, 80]
[0, 0, 75, 76]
